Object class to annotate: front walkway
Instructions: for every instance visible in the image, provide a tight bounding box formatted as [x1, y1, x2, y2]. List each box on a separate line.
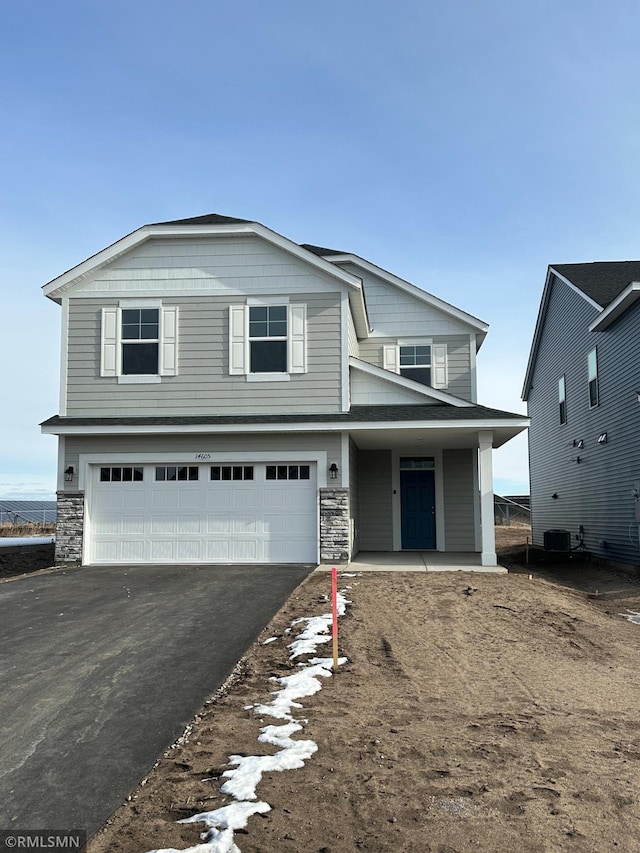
[318, 551, 507, 573]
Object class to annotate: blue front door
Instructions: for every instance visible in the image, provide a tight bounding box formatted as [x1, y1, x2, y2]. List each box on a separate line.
[400, 469, 436, 549]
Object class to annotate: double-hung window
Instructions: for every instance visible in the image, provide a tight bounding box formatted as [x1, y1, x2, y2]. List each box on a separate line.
[122, 309, 159, 375]
[588, 348, 599, 407]
[229, 303, 306, 378]
[383, 341, 448, 388]
[399, 345, 432, 386]
[100, 302, 178, 381]
[249, 305, 288, 373]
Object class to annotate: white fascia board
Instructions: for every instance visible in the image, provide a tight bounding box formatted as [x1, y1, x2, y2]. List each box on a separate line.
[322, 253, 489, 346]
[522, 266, 605, 400]
[43, 222, 364, 302]
[349, 357, 473, 407]
[42, 417, 529, 436]
[550, 268, 604, 311]
[588, 282, 640, 332]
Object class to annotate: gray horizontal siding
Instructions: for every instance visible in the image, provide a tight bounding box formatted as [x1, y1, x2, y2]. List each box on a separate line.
[358, 450, 393, 550]
[66, 292, 342, 416]
[528, 276, 640, 565]
[63, 432, 343, 489]
[443, 449, 476, 551]
[357, 335, 472, 399]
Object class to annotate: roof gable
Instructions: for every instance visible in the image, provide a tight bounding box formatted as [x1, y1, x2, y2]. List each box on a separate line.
[551, 261, 640, 308]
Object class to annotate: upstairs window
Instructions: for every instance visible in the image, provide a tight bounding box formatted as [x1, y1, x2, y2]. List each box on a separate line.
[384, 342, 448, 389]
[249, 305, 288, 373]
[100, 303, 178, 381]
[558, 375, 567, 424]
[588, 348, 599, 407]
[229, 303, 306, 378]
[399, 345, 432, 386]
[122, 309, 159, 375]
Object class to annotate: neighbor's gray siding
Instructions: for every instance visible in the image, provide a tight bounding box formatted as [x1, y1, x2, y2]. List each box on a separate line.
[442, 449, 476, 551]
[65, 292, 342, 416]
[358, 450, 393, 550]
[62, 432, 343, 489]
[357, 335, 472, 400]
[528, 276, 640, 566]
[349, 437, 360, 556]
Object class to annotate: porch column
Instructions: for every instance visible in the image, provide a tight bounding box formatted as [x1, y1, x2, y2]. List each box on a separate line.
[478, 430, 497, 566]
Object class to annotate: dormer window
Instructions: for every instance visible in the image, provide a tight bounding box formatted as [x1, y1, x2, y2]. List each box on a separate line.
[399, 345, 432, 386]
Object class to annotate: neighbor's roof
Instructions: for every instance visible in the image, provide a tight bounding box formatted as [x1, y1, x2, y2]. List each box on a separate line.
[551, 261, 640, 308]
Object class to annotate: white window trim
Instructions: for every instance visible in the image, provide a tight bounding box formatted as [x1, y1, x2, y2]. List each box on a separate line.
[100, 300, 178, 382]
[384, 340, 448, 389]
[229, 302, 307, 379]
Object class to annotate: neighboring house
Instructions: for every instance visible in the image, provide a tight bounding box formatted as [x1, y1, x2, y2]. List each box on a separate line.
[41, 214, 527, 567]
[523, 261, 640, 566]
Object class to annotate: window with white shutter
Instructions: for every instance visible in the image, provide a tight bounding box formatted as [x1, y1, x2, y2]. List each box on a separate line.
[228, 303, 307, 379]
[100, 303, 178, 381]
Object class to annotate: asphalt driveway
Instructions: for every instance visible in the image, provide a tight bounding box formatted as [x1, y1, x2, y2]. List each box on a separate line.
[0, 563, 312, 833]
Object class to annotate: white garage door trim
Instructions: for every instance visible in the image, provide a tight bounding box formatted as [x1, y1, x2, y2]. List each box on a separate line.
[82, 451, 327, 565]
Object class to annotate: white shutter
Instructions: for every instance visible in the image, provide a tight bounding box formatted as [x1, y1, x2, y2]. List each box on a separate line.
[161, 306, 178, 376]
[432, 344, 448, 388]
[289, 304, 306, 373]
[101, 307, 119, 377]
[229, 305, 247, 375]
[383, 344, 399, 373]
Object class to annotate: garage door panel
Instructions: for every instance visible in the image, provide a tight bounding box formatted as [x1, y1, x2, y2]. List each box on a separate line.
[177, 516, 201, 534]
[151, 516, 176, 534]
[89, 462, 318, 564]
[121, 540, 146, 562]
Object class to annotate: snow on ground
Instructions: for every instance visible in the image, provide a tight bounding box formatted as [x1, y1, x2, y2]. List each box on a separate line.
[148, 585, 352, 853]
[621, 609, 640, 624]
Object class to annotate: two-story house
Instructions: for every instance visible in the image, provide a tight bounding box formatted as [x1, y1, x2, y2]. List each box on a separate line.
[41, 214, 527, 567]
[523, 261, 640, 567]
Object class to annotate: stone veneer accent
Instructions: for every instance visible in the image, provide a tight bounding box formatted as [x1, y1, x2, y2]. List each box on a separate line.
[319, 487, 350, 563]
[55, 491, 85, 563]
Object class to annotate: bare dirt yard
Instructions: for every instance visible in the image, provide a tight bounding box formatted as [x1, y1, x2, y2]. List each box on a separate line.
[87, 536, 640, 853]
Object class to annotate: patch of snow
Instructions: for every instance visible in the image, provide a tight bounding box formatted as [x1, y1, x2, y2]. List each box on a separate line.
[621, 609, 640, 624]
[147, 589, 350, 853]
[260, 637, 278, 645]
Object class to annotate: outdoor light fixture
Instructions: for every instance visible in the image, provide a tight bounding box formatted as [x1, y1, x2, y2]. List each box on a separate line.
[64, 466, 74, 482]
[329, 463, 339, 479]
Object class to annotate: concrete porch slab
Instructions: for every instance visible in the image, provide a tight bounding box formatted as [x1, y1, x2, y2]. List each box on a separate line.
[317, 551, 507, 573]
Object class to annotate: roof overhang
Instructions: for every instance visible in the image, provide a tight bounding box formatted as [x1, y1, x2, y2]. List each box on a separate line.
[317, 253, 489, 349]
[42, 415, 528, 448]
[42, 222, 370, 335]
[588, 281, 640, 332]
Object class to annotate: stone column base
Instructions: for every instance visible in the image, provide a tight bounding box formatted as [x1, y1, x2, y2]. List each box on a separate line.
[55, 492, 85, 563]
[319, 487, 350, 563]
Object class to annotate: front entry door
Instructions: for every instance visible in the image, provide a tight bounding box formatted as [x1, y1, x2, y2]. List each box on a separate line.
[400, 469, 436, 549]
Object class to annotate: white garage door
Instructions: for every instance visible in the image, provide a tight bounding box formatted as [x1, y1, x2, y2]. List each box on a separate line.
[87, 462, 318, 564]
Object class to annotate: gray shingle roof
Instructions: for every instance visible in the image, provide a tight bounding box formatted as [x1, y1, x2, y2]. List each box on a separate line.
[552, 261, 640, 308]
[41, 405, 524, 429]
[299, 243, 347, 257]
[150, 213, 252, 226]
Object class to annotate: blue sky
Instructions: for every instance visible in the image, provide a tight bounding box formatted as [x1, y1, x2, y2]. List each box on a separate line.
[2, 0, 640, 499]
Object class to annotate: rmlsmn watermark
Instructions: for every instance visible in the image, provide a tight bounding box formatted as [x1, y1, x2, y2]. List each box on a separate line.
[0, 832, 86, 851]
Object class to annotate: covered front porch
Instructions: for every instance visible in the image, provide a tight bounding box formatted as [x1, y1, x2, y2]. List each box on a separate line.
[345, 418, 526, 567]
